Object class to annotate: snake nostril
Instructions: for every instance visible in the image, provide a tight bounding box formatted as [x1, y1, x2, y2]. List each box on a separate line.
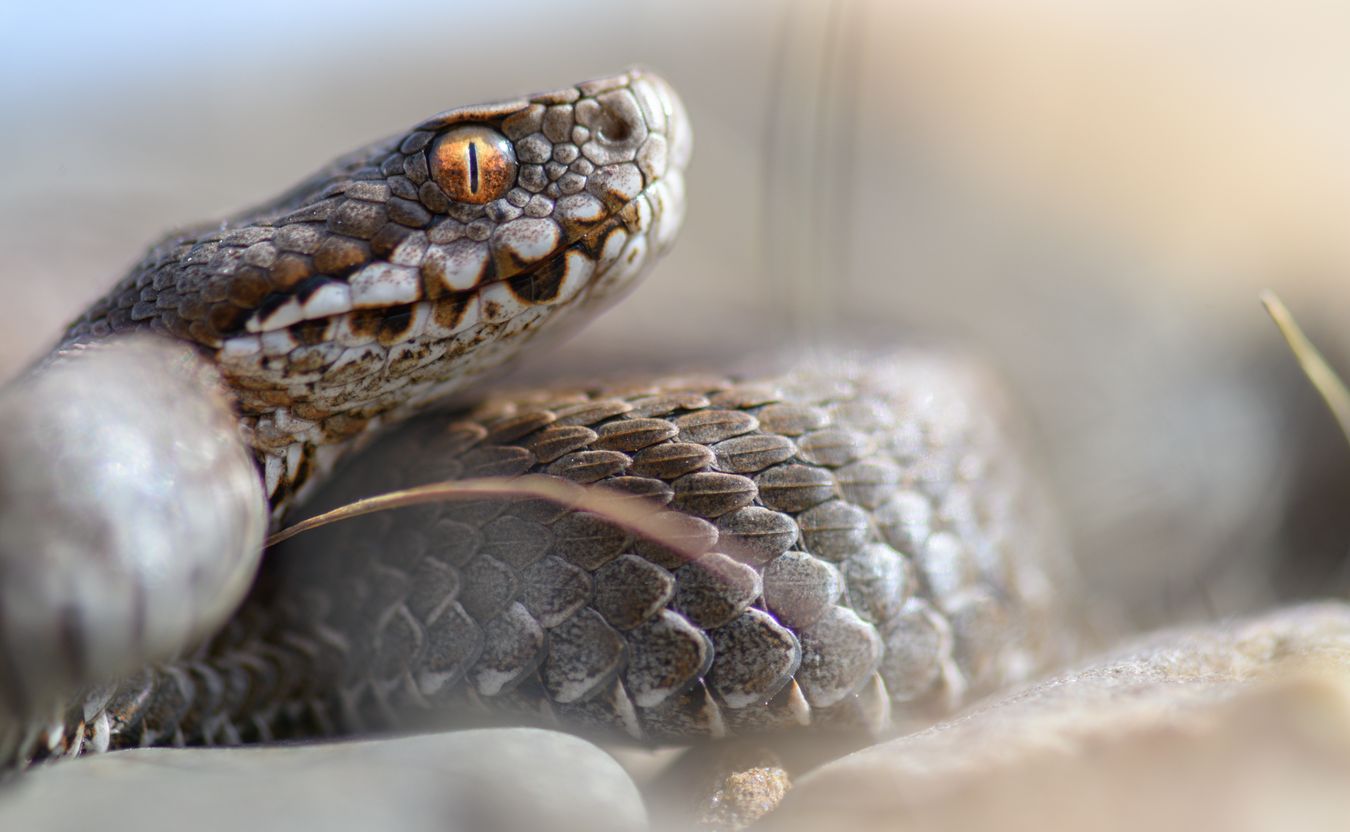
[596, 115, 632, 144]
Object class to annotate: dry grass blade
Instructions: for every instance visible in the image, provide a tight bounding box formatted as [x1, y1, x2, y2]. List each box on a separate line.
[1261, 290, 1350, 446]
[265, 474, 716, 565]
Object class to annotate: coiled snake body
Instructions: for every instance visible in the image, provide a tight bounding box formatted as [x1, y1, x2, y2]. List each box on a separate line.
[0, 70, 1077, 766]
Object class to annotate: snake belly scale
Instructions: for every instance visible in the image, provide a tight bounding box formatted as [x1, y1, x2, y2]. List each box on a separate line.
[0, 70, 1077, 765]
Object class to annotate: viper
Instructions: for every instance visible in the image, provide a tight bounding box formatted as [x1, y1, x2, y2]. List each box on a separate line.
[0, 69, 1077, 765]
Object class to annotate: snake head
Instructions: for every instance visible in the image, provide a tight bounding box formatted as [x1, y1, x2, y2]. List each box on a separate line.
[64, 69, 690, 502]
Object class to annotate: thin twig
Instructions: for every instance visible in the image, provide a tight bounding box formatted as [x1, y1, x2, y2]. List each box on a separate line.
[1261, 290, 1350, 445]
[265, 474, 715, 565]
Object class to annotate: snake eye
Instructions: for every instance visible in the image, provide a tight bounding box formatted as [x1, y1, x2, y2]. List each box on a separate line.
[428, 125, 517, 205]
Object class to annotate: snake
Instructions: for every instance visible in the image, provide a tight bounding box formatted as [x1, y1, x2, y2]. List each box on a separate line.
[0, 69, 1079, 766]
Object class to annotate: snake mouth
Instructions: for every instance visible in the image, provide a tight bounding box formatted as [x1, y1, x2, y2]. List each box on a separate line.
[218, 183, 676, 366]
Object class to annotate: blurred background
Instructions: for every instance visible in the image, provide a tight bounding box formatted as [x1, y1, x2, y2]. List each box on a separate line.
[3, 0, 1349, 631]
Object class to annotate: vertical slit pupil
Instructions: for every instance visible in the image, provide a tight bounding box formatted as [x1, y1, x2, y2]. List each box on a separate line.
[468, 142, 479, 194]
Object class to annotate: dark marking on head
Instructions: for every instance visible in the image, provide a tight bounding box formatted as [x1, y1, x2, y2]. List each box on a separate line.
[507, 253, 568, 304]
[291, 318, 329, 347]
[377, 305, 416, 346]
[293, 275, 334, 303]
[347, 309, 386, 340]
[432, 294, 474, 332]
[421, 255, 495, 301]
[254, 293, 294, 325]
[574, 226, 616, 260]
